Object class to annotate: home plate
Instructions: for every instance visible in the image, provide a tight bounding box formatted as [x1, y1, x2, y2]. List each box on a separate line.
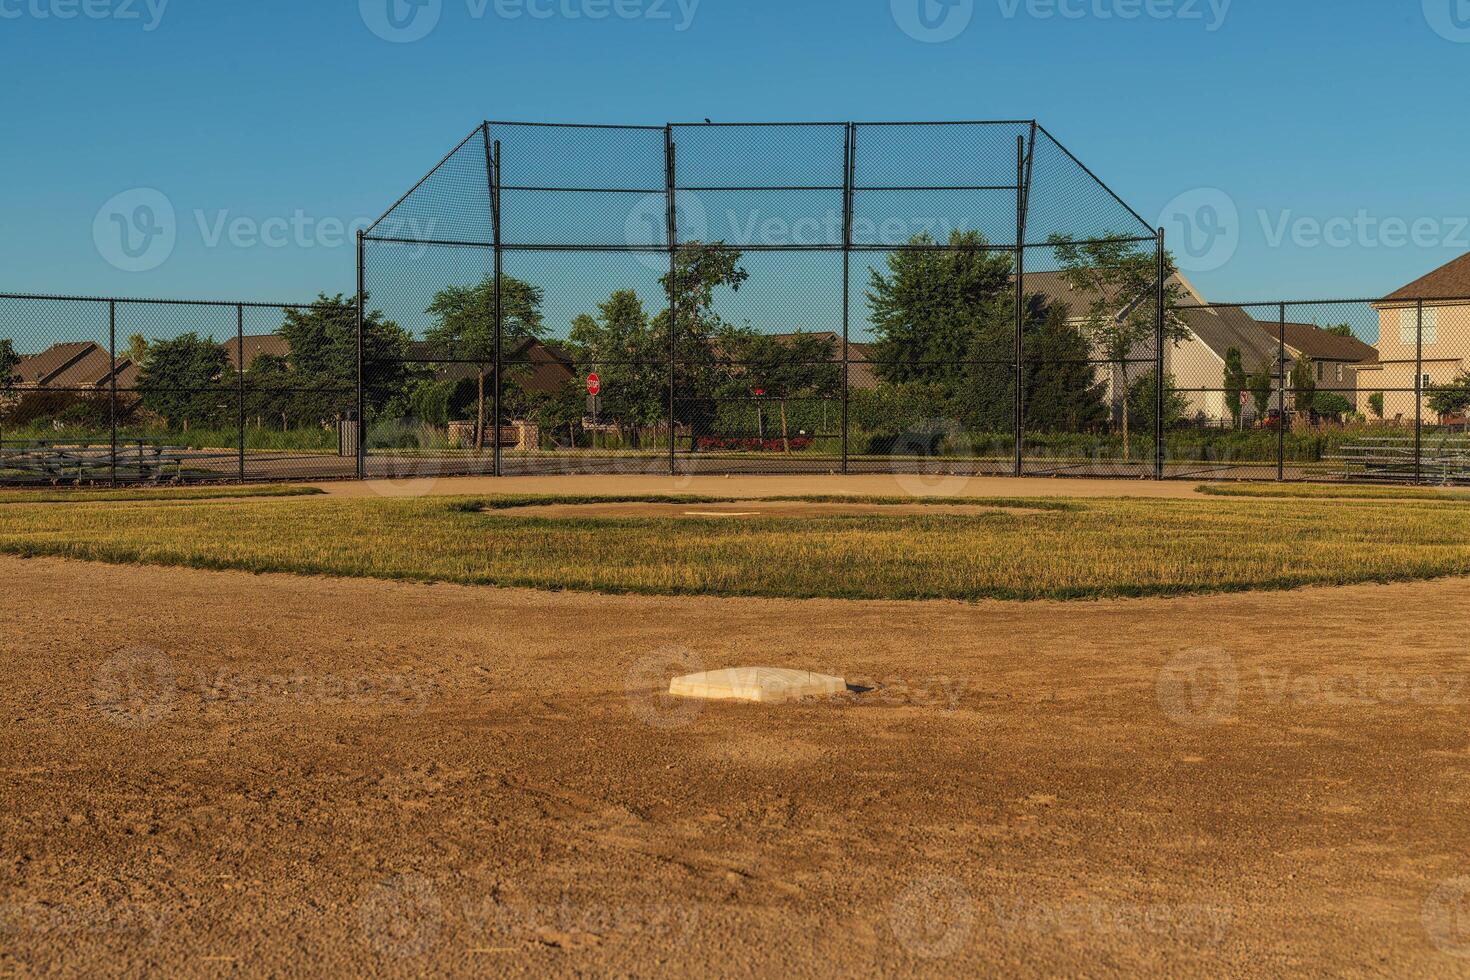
[669, 668, 848, 703]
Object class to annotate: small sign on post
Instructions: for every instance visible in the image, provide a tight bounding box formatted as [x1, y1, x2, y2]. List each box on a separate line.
[587, 373, 601, 397]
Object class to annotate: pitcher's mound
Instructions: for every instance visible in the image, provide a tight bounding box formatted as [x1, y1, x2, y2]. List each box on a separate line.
[670, 668, 847, 704]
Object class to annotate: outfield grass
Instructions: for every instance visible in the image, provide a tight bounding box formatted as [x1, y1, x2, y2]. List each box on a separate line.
[0, 485, 324, 505]
[2, 491, 1469, 601]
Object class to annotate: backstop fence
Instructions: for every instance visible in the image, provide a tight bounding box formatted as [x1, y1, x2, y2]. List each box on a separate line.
[5, 120, 1470, 487]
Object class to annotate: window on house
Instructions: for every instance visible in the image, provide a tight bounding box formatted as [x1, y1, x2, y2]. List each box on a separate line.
[1399, 307, 1439, 345]
[1316, 361, 1324, 382]
[1336, 364, 1344, 383]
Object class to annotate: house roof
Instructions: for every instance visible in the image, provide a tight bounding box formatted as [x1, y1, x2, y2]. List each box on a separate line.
[1256, 321, 1378, 364]
[408, 337, 575, 395]
[223, 334, 292, 370]
[14, 342, 138, 389]
[1383, 252, 1470, 302]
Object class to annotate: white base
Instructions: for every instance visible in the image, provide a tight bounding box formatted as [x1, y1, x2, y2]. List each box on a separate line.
[669, 668, 848, 704]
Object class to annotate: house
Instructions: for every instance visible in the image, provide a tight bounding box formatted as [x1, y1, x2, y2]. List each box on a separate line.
[1025, 270, 1286, 424]
[1361, 253, 1470, 422]
[13, 341, 140, 391]
[1252, 319, 1378, 411]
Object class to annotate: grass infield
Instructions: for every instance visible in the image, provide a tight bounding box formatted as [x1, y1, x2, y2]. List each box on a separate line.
[1, 490, 1469, 601]
[0, 485, 324, 505]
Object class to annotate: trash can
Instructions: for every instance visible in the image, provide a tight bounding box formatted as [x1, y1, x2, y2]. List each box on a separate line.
[337, 417, 361, 458]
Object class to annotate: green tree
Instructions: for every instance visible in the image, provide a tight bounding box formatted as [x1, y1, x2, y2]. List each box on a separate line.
[1290, 356, 1317, 414]
[1246, 368, 1275, 420]
[137, 332, 230, 431]
[1223, 347, 1247, 429]
[567, 289, 665, 447]
[1323, 324, 1355, 338]
[425, 276, 543, 447]
[1367, 392, 1385, 420]
[652, 243, 749, 443]
[1312, 391, 1353, 420]
[279, 294, 411, 427]
[1427, 372, 1470, 419]
[1127, 371, 1190, 435]
[1049, 234, 1189, 460]
[867, 231, 1013, 390]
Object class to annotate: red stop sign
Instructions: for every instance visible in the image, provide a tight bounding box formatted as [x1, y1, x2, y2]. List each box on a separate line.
[587, 373, 601, 396]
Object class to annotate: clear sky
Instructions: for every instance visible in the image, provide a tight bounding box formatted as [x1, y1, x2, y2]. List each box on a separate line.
[2, 0, 1467, 309]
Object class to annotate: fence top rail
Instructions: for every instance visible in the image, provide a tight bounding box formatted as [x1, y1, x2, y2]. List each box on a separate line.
[482, 119, 1040, 129]
[1175, 295, 1470, 311]
[0, 291, 316, 309]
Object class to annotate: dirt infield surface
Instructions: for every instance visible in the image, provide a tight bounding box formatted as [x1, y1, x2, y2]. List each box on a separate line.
[5, 556, 1470, 976]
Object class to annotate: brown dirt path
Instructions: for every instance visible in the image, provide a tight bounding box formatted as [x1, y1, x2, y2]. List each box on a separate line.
[3, 557, 1470, 977]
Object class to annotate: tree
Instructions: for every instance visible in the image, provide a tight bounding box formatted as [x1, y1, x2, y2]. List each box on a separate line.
[965, 295, 1107, 434]
[1289, 356, 1317, 414]
[125, 334, 149, 367]
[867, 231, 1013, 390]
[1367, 392, 1385, 420]
[1427, 372, 1470, 419]
[566, 290, 665, 447]
[1127, 371, 1190, 436]
[137, 332, 230, 431]
[652, 243, 749, 443]
[1049, 234, 1189, 460]
[1323, 324, 1355, 338]
[1223, 347, 1247, 429]
[425, 276, 543, 447]
[1312, 391, 1353, 421]
[279, 294, 411, 427]
[722, 329, 839, 452]
[1246, 367, 1275, 420]
[0, 339, 19, 440]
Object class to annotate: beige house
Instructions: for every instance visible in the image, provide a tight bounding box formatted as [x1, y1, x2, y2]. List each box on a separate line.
[1254, 319, 1378, 413]
[1357, 254, 1470, 422]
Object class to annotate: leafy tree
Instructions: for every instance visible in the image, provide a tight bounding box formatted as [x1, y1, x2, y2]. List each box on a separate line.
[867, 231, 1012, 390]
[566, 290, 665, 447]
[125, 334, 149, 367]
[1246, 367, 1275, 420]
[1312, 391, 1353, 420]
[1323, 324, 1355, 338]
[280, 293, 411, 427]
[1289, 356, 1317, 413]
[651, 243, 749, 442]
[425, 276, 543, 446]
[1427, 372, 1470, 419]
[1049, 234, 1189, 460]
[721, 329, 839, 452]
[1127, 371, 1190, 436]
[0, 339, 19, 386]
[137, 332, 230, 431]
[1367, 391, 1385, 420]
[1223, 347, 1247, 428]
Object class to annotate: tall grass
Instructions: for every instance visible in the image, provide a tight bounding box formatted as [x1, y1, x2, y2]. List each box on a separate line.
[1, 493, 1468, 602]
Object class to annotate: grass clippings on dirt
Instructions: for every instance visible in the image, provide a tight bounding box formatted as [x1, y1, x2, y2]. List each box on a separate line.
[3, 491, 1470, 602]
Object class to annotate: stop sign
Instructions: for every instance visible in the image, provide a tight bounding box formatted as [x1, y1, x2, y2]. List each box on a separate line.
[587, 373, 601, 396]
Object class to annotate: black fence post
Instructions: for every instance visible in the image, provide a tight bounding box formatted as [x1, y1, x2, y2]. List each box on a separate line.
[108, 300, 117, 487]
[841, 123, 855, 475]
[665, 125, 678, 477]
[1416, 298, 1424, 485]
[236, 304, 245, 484]
[1013, 134, 1025, 478]
[1277, 303, 1286, 482]
[1155, 227, 1166, 481]
[486, 128, 504, 479]
[355, 232, 366, 480]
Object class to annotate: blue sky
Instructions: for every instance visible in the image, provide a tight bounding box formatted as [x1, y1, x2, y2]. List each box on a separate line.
[2, 0, 1467, 313]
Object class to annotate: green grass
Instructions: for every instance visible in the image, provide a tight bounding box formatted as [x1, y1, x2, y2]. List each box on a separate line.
[0, 485, 324, 505]
[2, 491, 1470, 602]
[1197, 483, 1470, 502]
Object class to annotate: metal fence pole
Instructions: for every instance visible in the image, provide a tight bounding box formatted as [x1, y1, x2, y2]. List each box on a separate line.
[1277, 303, 1286, 482]
[236, 304, 245, 483]
[355, 232, 366, 480]
[1155, 227, 1166, 481]
[1013, 135, 1025, 478]
[841, 123, 855, 475]
[482, 126, 504, 478]
[1416, 298, 1424, 485]
[665, 126, 678, 477]
[108, 300, 117, 487]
